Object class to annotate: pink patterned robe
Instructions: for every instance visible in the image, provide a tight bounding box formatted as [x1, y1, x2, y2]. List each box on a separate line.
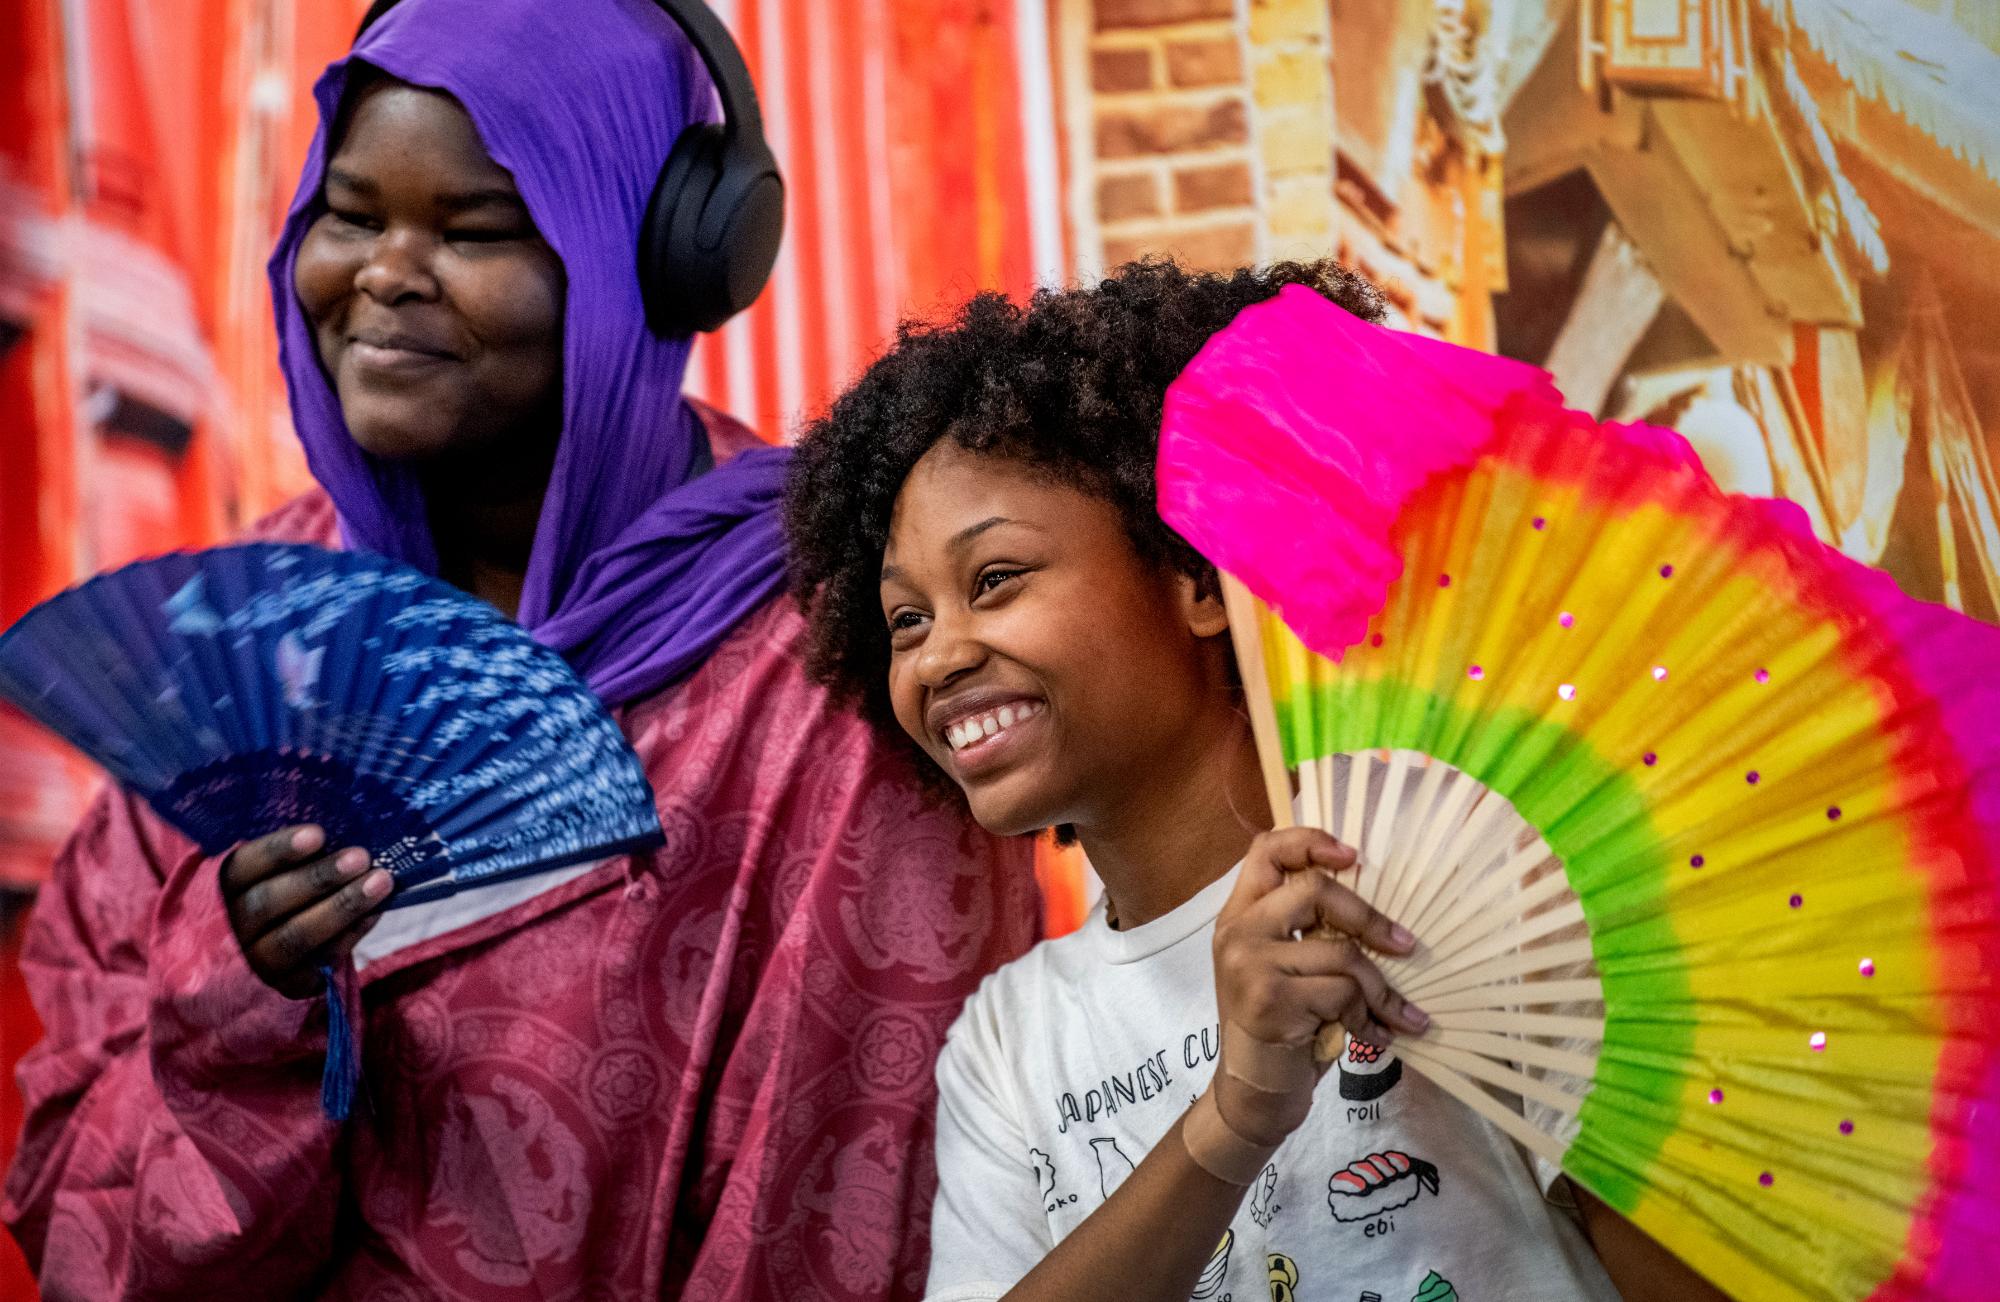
[2, 489, 1039, 1300]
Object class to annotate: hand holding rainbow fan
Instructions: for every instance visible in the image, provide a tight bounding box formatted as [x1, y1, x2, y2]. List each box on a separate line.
[1157, 286, 2000, 1302]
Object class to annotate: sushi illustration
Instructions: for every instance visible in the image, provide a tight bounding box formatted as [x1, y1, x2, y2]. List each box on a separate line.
[1410, 1269, 1458, 1302]
[1192, 1229, 1233, 1300]
[1268, 1252, 1300, 1302]
[1249, 1161, 1279, 1226]
[1338, 1033, 1403, 1102]
[1326, 1150, 1440, 1222]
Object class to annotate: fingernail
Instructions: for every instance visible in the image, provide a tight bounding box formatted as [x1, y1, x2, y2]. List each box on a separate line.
[361, 869, 393, 900]
[338, 849, 370, 875]
[292, 826, 323, 853]
[1390, 924, 1416, 949]
[1404, 1003, 1430, 1030]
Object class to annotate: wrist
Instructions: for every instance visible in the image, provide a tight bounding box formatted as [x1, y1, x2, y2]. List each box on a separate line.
[1211, 1069, 1313, 1148]
[1182, 1086, 1280, 1185]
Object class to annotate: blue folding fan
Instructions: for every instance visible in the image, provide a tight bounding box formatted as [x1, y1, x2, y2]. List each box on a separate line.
[0, 542, 666, 1116]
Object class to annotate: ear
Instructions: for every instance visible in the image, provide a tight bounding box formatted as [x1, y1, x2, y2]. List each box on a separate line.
[1176, 569, 1231, 640]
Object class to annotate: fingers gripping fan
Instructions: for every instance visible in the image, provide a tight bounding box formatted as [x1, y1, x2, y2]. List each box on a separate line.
[0, 543, 665, 1116]
[1158, 288, 2000, 1302]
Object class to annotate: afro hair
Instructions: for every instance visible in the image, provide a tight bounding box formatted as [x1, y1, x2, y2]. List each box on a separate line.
[785, 257, 1385, 753]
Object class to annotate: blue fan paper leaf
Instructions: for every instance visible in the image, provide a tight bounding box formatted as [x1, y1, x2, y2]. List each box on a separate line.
[0, 543, 665, 909]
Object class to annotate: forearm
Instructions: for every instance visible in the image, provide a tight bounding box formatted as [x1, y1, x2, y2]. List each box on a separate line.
[1001, 1110, 1251, 1302]
[4, 806, 345, 1296]
[1568, 1180, 1729, 1302]
[7, 1035, 339, 1299]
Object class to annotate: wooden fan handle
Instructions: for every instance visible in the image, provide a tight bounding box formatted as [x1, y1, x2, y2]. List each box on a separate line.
[1221, 573, 1294, 830]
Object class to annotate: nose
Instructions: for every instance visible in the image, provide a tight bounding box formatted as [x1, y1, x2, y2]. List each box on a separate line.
[352, 226, 441, 305]
[913, 609, 986, 690]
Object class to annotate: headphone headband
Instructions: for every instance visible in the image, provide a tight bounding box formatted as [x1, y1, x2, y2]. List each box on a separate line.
[347, 0, 785, 336]
[650, 0, 763, 138]
[354, 0, 764, 139]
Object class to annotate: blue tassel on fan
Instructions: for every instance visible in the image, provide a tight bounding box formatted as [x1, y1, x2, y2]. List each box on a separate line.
[0, 543, 666, 1120]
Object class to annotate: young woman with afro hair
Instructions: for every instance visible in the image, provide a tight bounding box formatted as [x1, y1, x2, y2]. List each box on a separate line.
[787, 259, 1725, 1301]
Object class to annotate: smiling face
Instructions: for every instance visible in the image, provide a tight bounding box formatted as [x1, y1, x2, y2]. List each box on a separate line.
[292, 79, 566, 465]
[879, 442, 1234, 837]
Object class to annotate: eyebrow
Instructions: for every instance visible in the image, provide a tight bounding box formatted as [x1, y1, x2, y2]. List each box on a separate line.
[879, 516, 1047, 584]
[323, 167, 525, 214]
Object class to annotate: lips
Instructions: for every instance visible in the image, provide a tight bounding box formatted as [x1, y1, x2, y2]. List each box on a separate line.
[925, 691, 1048, 779]
[346, 326, 459, 367]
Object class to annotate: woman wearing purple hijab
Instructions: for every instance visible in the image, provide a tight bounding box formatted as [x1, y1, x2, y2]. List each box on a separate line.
[1, 2, 1037, 1297]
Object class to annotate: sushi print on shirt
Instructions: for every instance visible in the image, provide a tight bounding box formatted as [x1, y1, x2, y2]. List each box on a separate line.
[925, 867, 1622, 1302]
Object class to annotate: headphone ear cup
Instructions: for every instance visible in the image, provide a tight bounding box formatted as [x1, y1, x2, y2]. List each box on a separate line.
[640, 124, 785, 336]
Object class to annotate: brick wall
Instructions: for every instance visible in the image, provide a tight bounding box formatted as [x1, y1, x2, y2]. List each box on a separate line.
[1245, 0, 1338, 260]
[1073, 0, 1338, 272]
[1057, 0, 1502, 344]
[1085, 0, 1260, 271]
[1073, 0, 1342, 271]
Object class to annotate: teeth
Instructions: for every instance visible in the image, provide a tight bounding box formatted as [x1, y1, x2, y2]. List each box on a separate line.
[943, 701, 1043, 753]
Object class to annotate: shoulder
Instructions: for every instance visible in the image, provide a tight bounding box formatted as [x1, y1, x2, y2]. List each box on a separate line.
[688, 395, 774, 464]
[947, 921, 1099, 1057]
[236, 488, 338, 545]
[620, 595, 834, 748]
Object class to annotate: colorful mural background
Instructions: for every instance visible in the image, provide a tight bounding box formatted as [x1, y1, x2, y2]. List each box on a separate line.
[1, 0, 1995, 1293]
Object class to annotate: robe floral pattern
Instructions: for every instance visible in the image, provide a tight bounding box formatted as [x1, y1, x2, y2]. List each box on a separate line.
[2, 489, 1038, 1300]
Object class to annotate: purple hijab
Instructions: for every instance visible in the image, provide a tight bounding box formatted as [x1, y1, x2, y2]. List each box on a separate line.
[269, 0, 789, 707]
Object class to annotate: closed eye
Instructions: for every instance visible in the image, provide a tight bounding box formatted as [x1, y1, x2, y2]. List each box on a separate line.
[446, 225, 531, 244]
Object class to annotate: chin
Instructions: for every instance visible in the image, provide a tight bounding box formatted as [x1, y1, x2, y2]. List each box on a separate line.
[339, 398, 464, 464]
[962, 772, 1075, 839]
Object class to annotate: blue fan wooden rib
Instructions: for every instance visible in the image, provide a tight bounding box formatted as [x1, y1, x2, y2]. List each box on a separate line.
[0, 543, 665, 908]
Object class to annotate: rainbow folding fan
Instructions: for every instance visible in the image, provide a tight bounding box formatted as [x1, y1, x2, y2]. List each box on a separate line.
[1157, 286, 2000, 1301]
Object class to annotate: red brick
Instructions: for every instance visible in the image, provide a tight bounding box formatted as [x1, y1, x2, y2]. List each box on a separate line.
[1095, 98, 1248, 158]
[1103, 221, 1257, 272]
[1098, 173, 1163, 222]
[1166, 37, 1242, 87]
[1095, 0, 1235, 30]
[1173, 160, 1253, 212]
[1092, 47, 1155, 93]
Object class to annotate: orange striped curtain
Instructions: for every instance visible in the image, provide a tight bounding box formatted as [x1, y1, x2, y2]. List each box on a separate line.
[688, 0, 1069, 439]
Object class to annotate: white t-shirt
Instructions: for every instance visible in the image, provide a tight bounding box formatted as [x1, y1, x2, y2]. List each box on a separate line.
[926, 866, 1620, 1302]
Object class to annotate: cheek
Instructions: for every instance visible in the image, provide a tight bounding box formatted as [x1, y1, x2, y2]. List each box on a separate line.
[449, 252, 565, 360]
[292, 225, 357, 334]
[885, 656, 931, 749]
[1038, 577, 1201, 734]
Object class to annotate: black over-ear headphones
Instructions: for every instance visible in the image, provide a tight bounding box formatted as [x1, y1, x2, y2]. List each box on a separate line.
[354, 0, 785, 336]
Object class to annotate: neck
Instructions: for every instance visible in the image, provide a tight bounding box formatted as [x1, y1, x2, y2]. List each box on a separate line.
[421, 432, 558, 621]
[1075, 699, 1272, 930]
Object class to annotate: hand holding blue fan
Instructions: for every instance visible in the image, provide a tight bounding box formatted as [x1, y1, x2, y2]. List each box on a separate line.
[0, 543, 665, 1117]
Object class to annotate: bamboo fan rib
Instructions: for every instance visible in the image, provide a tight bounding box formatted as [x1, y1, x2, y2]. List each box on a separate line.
[1307, 745, 1603, 1174]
